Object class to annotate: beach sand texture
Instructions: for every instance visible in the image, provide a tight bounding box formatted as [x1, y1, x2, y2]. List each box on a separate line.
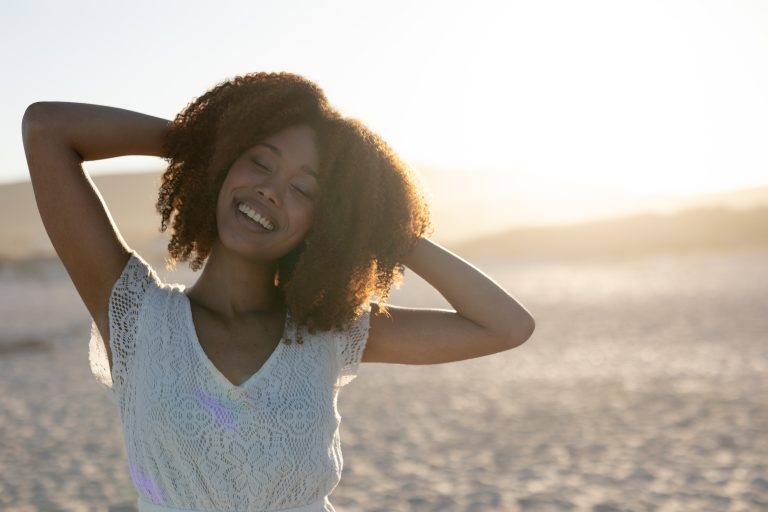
[0, 246, 766, 511]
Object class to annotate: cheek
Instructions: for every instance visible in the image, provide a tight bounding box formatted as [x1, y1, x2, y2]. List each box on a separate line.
[218, 165, 249, 206]
[215, 187, 231, 220]
[301, 204, 317, 226]
[287, 207, 315, 236]
[223, 165, 248, 188]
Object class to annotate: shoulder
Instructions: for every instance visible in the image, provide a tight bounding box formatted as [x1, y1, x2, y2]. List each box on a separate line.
[335, 302, 373, 352]
[123, 252, 190, 298]
[107, 252, 177, 325]
[125, 251, 163, 285]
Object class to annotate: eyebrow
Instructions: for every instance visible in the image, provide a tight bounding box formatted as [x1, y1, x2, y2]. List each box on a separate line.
[256, 142, 319, 180]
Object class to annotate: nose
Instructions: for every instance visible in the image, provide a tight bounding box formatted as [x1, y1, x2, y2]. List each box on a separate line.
[254, 178, 282, 207]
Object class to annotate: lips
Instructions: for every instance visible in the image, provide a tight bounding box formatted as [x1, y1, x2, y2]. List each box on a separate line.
[235, 198, 278, 230]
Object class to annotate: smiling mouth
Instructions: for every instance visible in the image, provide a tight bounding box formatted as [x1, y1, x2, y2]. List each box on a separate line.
[240, 203, 277, 233]
[235, 202, 276, 232]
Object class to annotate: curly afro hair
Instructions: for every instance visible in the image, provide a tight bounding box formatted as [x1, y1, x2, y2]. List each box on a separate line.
[157, 71, 433, 341]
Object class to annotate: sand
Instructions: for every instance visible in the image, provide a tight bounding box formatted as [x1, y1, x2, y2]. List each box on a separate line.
[1, 247, 766, 511]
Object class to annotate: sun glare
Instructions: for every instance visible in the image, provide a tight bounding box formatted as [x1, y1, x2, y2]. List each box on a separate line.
[368, 1, 768, 213]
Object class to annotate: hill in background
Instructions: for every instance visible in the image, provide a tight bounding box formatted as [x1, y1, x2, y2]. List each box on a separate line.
[452, 205, 768, 262]
[0, 172, 164, 262]
[677, 184, 768, 211]
[1, 169, 767, 267]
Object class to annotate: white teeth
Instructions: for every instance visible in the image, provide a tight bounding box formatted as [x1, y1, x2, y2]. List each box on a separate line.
[237, 203, 274, 230]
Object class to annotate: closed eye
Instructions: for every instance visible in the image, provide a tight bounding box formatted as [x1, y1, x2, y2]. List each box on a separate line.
[252, 158, 271, 172]
[252, 157, 314, 198]
[292, 185, 313, 199]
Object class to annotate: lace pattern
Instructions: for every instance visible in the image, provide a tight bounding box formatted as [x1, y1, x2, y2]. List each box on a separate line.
[86, 250, 371, 511]
[89, 251, 161, 394]
[335, 306, 371, 388]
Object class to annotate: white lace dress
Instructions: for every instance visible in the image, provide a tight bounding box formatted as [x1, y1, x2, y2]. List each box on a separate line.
[88, 251, 371, 512]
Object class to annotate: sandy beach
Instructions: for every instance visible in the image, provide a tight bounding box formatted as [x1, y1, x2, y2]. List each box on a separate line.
[6, 0, 768, 507]
[1, 246, 766, 511]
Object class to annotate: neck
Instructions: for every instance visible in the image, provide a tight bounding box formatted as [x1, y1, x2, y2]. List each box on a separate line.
[184, 242, 283, 322]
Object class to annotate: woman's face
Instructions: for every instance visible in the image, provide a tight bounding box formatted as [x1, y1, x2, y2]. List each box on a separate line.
[216, 124, 321, 262]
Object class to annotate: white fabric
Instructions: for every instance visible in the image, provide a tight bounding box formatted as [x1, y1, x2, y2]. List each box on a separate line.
[88, 251, 371, 512]
[137, 495, 334, 512]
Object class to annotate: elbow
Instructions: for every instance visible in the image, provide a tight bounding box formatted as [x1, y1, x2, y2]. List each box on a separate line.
[22, 102, 50, 145]
[22, 102, 70, 164]
[23, 102, 64, 144]
[23, 102, 48, 128]
[504, 314, 536, 349]
[519, 316, 536, 346]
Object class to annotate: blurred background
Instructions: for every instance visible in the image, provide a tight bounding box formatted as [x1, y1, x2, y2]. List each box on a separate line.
[1, 0, 766, 510]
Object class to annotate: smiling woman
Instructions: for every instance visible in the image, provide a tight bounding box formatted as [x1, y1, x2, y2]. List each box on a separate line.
[22, 70, 534, 512]
[156, 73, 434, 337]
[212, 124, 321, 261]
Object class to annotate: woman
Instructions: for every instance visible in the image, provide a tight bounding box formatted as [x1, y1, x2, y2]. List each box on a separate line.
[21, 72, 535, 512]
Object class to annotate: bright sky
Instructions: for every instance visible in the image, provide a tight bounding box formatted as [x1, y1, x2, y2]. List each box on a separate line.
[3, 0, 768, 226]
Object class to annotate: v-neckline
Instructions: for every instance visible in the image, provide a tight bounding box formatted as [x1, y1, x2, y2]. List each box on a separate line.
[179, 289, 289, 390]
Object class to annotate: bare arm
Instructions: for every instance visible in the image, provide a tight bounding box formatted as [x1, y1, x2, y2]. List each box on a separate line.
[22, 101, 169, 161]
[22, 102, 171, 368]
[363, 237, 535, 365]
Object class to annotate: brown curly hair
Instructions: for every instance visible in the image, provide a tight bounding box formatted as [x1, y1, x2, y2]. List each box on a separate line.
[156, 71, 433, 341]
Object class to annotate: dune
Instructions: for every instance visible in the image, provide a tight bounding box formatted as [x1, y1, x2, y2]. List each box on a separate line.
[453, 205, 768, 262]
[0, 171, 168, 263]
[677, 183, 768, 210]
[2, 169, 768, 266]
